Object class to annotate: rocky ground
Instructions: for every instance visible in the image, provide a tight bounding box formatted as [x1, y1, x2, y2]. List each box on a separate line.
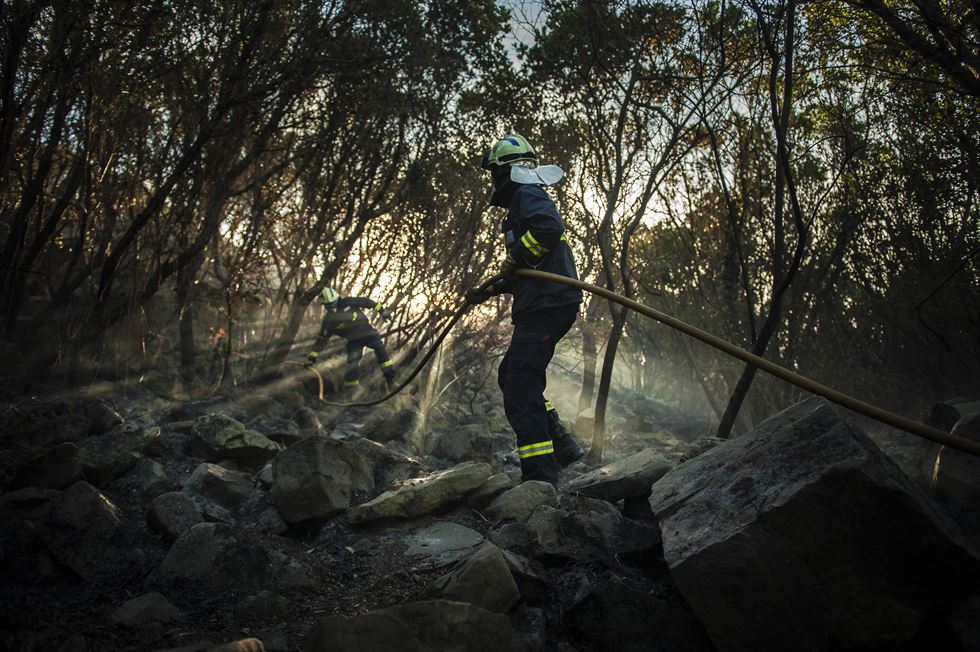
[1, 370, 979, 652]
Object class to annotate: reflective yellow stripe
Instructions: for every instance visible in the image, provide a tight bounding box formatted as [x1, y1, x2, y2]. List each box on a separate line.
[544, 401, 555, 411]
[380, 360, 393, 368]
[351, 313, 358, 321]
[344, 379, 360, 386]
[374, 303, 383, 312]
[560, 232, 567, 242]
[521, 231, 548, 257]
[309, 352, 318, 358]
[518, 440, 554, 459]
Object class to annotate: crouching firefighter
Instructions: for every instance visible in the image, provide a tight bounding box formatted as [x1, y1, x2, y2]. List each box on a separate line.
[466, 133, 586, 486]
[305, 288, 396, 393]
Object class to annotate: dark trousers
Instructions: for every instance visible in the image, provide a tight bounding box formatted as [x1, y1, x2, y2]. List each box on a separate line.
[344, 333, 394, 385]
[497, 304, 578, 485]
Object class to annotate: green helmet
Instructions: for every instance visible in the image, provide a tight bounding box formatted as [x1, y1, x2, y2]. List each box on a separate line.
[321, 287, 339, 306]
[481, 134, 537, 170]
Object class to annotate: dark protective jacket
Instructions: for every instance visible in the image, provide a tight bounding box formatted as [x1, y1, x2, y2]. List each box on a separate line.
[312, 297, 384, 350]
[493, 183, 582, 320]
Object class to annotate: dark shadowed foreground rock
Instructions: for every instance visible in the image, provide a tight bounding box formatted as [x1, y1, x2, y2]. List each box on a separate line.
[155, 523, 321, 592]
[649, 397, 980, 652]
[33, 481, 129, 581]
[433, 542, 520, 613]
[109, 591, 181, 628]
[565, 572, 714, 652]
[272, 437, 374, 523]
[304, 599, 522, 652]
[347, 461, 491, 524]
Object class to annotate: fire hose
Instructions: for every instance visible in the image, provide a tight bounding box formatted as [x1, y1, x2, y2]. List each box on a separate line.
[300, 268, 980, 458]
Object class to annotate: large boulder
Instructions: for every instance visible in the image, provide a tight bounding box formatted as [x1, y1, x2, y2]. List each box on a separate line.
[272, 437, 374, 523]
[190, 414, 280, 471]
[648, 397, 980, 652]
[304, 600, 522, 651]
[347, 462, 492, 525]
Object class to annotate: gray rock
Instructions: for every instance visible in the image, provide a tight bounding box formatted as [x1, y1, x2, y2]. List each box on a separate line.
[33, 481, 125, 581]
[0, 395, 122, 447]
[648, 397, 980, 652]
[467, 473, 517, 509]
[563, 448, 671, 503]
[147, 492, 204, 542]
[525, 496, 622, 563]
[135, 457, 170, 499]
[484, 481, 557, 522]
[76, 423, 161, 486]
[271, 437, 373, 523]
[404, 522, 485, 568]
[490, 522, 532, 556]
[327, 422, 361, 440]
[190, 414, 280, 471]
[13, 442, 83, 489]
[349, 437, 426, 487]
[235, 590, 289, 621]
[433, 542, 520, 613]
[305, 600, 522, 652]
[183, 463, 254, 512]
[348, 461, 492, 525]
[237, 394, 285, 421]
[361, 408, 421, 443]
[156, 523, 321, 592]
[109, 592, 181, 628]
[427, 424, 494, 463]
[0, 487, 60, 522]
[500, 549, 550, 602]
[295, 407, 323, 434]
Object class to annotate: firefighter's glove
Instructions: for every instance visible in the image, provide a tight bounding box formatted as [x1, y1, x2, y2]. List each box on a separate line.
[465, 287, 492, 305]
[380, 309, 392, 321]
[499, 253, 517, 277]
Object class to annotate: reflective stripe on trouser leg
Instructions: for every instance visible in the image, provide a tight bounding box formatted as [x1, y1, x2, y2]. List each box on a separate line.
[519, 440, 555, 459]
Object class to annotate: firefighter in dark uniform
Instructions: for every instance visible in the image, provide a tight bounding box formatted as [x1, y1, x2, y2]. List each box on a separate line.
[466, 134, 586, 486]
[306, 288, 396, 392]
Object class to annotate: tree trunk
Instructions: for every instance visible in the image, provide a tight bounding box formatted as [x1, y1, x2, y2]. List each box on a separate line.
[578, 326, 598, 415]
[588, 305, 628, 465]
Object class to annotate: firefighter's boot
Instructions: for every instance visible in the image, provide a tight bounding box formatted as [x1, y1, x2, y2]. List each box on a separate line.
[548, 410, 585, 469]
